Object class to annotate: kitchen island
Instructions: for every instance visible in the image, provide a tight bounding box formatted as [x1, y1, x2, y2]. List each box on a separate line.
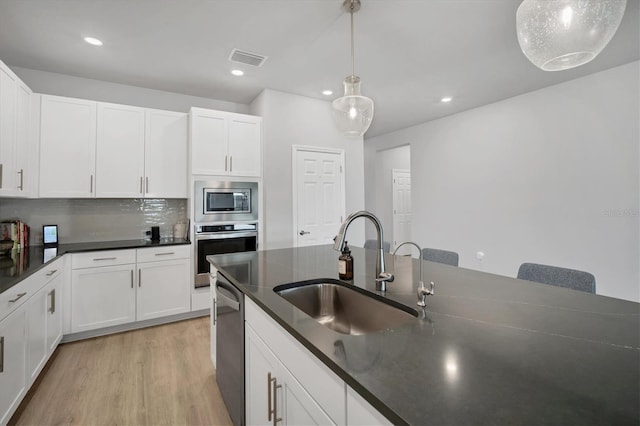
[208, 245, 639, 425]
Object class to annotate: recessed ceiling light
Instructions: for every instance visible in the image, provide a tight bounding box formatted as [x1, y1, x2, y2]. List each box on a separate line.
[231, 69, 244, 76]
[441, 97, 453, 103]
[322, 90, 333, 96]
[83, 37, 103, 46]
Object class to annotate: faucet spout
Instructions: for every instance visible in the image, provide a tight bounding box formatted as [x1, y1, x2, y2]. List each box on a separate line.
[334, 211, 394, 291]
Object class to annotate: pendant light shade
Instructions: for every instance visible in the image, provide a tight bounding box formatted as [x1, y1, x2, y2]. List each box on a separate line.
[516, 0, 627, 72]
[332, 75, 374, 137]
[332, 0, 374, 137]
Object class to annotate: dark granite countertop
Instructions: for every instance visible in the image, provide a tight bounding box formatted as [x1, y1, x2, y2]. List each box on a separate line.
[0, 238, 190, 294]
[208, 245, 640, 426]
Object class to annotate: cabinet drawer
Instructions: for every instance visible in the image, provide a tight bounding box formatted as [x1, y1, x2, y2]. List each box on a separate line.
[136, 245, 189, 263]
[0, 258, 63, 322]
[72, 249, 136, 269]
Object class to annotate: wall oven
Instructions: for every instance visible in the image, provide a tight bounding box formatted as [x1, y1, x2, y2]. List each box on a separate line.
[194, 180, 258, 223]
[195, 223, 258, 288]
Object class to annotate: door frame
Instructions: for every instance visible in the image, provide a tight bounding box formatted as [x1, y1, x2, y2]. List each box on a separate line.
[392, 168, 411, 252]
[291, 145, 346, 247]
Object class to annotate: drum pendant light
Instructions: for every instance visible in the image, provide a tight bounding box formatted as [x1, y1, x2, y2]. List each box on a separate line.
[516, 0, 627, 72]
[332, 0, 374, 137]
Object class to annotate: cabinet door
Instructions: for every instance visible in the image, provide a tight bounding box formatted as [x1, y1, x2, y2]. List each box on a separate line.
[45, 273, 63, 354]
[136, 258, 190, 321]
[25, 286, 47, 385]
[14, 82, 32, 196]
[71, 264, 136, 332]
[95, 102, 145, 197]
[144, 109, 187, 198]
[0, 309, 26, 425]
[280, 365, 336, 426]
[0, 63, 17, 196]
[246, 325, 280, 426]
[228, 117, 261, 177]
[190, 109, 227, 175]
[39, 95, 96, 198]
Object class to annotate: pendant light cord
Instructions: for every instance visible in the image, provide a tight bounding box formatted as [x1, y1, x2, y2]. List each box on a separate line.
[350, 2, 355, 76]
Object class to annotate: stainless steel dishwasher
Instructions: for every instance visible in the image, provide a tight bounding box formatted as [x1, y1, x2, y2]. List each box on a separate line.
[215, 272, 244, 426]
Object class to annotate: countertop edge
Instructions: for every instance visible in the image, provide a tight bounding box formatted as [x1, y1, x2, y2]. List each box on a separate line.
[1, 239, 191, 294]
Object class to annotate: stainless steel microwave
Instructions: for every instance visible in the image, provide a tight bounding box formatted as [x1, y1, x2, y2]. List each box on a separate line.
[194, 181, 258, 223]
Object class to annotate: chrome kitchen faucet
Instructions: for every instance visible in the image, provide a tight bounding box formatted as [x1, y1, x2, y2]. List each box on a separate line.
[333, 211, 394, 291]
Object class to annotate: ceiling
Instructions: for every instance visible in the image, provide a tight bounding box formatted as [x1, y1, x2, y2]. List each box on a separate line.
[0, 0, 638, 138]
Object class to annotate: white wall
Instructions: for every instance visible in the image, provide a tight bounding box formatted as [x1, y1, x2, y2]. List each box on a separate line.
[11, 66, 248, 114]
[250, 89, 365, 250]
[365, 61, 639, 302]
[363, 145, 410, 246]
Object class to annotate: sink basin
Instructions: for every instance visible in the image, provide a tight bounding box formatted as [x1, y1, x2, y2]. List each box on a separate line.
[274, 279, 417, 335]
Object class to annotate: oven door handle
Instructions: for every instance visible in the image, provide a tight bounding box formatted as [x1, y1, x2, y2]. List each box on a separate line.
[216, 283, 240, 311]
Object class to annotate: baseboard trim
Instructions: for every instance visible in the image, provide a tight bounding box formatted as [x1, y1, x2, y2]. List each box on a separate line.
[61, 309, 210, 343]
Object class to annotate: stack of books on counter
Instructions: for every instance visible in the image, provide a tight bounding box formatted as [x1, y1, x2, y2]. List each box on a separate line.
[0, 219, 30, 251]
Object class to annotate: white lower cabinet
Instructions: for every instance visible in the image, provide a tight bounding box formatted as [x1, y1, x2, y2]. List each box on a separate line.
[70, 246, 190, 333]
[136, 257, 190, 322]
[246, 325, 335, 426]
[245, 297, 392, 426]
[71, 264, 136, 333]
[0, 309, 26, 425]
[245, 298, 345, 425]
[209, 266, 217, 368]
[0, 256, 65, 425]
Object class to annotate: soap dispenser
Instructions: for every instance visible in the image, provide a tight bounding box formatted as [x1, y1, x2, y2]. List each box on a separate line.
[338, 241, 353, 280]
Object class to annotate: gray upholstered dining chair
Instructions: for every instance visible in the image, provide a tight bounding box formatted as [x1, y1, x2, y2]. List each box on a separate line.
[363, 239, 391, 253]
[517, 263, 596, 293]
[421, 248, 459, 267]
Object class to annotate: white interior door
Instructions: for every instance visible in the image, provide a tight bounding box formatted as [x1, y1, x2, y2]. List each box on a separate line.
[293, 147, 345, 247]
[392, 169, 412, 254]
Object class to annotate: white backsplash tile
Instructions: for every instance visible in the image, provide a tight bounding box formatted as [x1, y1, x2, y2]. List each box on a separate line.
[0, 198, 187, 245]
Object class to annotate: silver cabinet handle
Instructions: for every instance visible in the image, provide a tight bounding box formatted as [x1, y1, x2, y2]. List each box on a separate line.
[268, 372, 282, 424]
[131, 269, 134, 289]
[224, 155, 228, 172]
[0, 163, 3, 188]
[154, 252, 174, 256]
[48, 288, 56, 314]
[212, 299, 216, 325]
[0, 336, 4, 373]
[46, 269, 58, 276]
[145, 177, 149, 193]
[229, 156, 233, 172]
[299, 230, 310, 235]
[138, 269, 141, 287]
[9, 292, 27, 303]
[90, 174, 94, 193]
[268, 372, 273, 421]
[17, 169, 24, 191]
[140, 176, 143, 194]
[93, 257, 117, 261]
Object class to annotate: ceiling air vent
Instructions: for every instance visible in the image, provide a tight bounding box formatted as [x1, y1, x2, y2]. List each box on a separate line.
[229, 49, 268, 67]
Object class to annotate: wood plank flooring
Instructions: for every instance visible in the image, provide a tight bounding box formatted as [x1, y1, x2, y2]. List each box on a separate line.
[9, 317, 232, 426]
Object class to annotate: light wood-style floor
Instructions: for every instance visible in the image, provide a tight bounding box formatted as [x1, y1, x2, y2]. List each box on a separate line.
[10, 317, 232, 426]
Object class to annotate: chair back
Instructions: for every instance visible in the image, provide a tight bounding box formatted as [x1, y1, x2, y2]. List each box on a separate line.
[517, 263, 596, 293]
[421, 248, 459, 266]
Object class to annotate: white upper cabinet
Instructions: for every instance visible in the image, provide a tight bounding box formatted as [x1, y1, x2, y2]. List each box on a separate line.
[14, 81, 33, 196]
[39, 95, 97, 198]
[190, 107, 262, 177]
[0, 61, 18, 196]
[95, 102, 145, 197]
[39, 95, 187, 199]
[144, 109, 188, 198]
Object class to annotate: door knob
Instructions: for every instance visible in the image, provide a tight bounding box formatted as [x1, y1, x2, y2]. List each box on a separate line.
[299, 230, 310, 236]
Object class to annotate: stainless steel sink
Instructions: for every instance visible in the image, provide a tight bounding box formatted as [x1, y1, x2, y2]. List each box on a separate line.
[274, 279, 417, 335]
